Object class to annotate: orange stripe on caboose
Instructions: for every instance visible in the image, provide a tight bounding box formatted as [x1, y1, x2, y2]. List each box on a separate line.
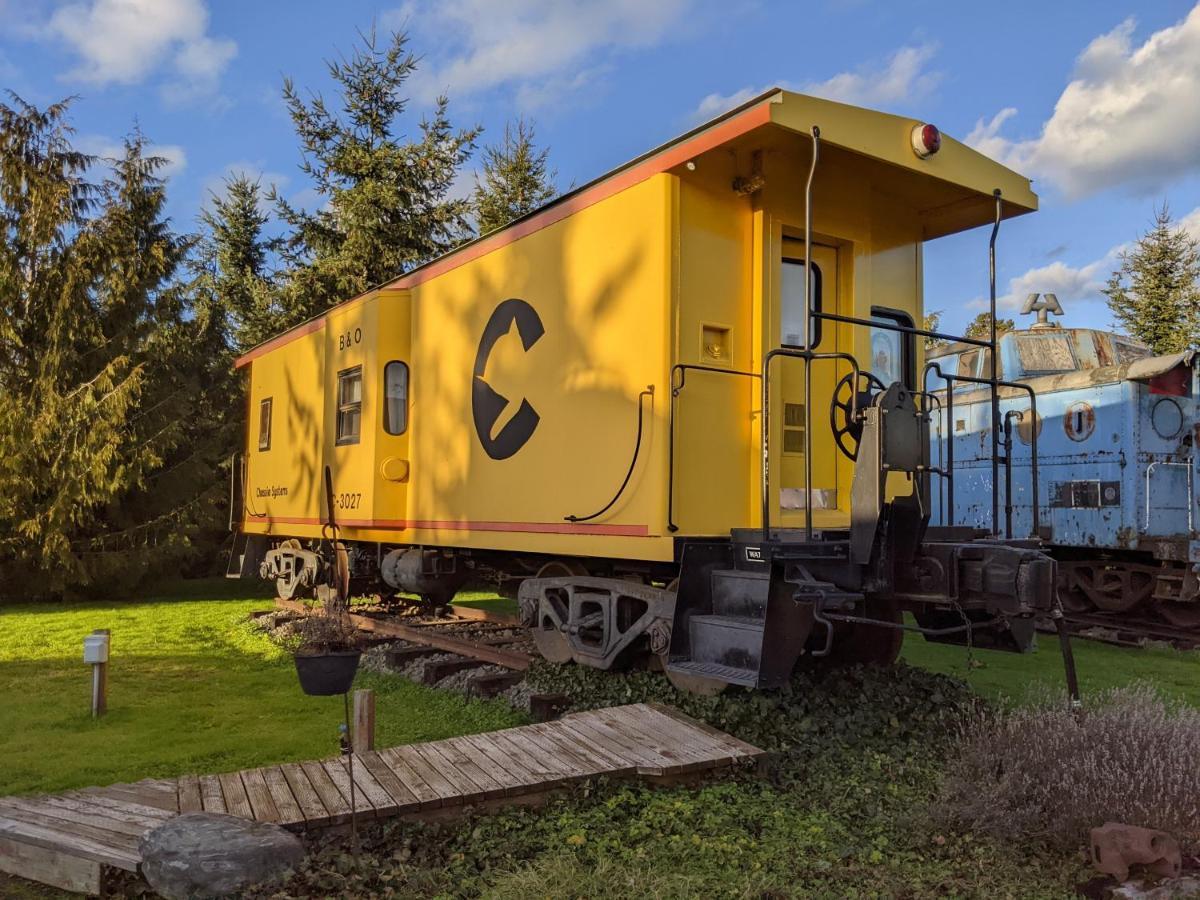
[251, 516, 651, 537]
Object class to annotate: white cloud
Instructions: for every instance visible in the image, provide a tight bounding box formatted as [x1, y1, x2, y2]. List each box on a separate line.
[42, 0, 235, 101]
[964, 5, 1200, 198]
[691, 42, 940, 123]
[1182, 206, 1200, 244]
[393, 0, 694, 108]
[78, 134, 187, 179]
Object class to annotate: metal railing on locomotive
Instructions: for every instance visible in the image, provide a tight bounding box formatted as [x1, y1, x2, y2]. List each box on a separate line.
[759, 125, 1024, 543]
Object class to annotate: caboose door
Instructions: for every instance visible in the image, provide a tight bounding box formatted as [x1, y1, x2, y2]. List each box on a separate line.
[774, 238, 846, 529]
[371, 289, 412, 529]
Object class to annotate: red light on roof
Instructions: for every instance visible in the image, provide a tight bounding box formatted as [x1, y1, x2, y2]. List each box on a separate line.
[911, 123, 941, 159]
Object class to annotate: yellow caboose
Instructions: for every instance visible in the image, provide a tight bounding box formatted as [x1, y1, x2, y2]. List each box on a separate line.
[232, 89, 1057, 693]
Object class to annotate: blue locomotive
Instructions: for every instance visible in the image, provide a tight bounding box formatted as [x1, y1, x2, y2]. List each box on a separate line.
[926, 296, 1199, 637]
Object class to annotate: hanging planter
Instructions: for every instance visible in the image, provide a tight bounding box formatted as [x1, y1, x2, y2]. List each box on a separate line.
[294, 650, 361, 696]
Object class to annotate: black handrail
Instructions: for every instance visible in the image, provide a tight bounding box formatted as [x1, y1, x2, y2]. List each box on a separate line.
[667, 365, 761, 533]
[761, 348, 862, 543]
[565, 386, 655, 523]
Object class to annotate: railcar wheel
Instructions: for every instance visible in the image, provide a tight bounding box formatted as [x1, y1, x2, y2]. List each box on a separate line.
[274, 539, 305, 600]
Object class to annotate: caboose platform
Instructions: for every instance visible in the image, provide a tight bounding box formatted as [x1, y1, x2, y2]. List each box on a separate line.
[0, 702, 762, 894]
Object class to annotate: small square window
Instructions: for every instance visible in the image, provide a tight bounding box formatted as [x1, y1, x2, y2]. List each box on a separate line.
[336, 367, 362, 445]
[258, 398, 272, 451]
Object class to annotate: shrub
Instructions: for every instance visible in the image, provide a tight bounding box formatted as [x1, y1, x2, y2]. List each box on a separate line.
[935, 683, 1200, 852]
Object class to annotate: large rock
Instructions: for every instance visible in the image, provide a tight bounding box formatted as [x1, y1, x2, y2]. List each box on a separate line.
[139, 812, 305, 899]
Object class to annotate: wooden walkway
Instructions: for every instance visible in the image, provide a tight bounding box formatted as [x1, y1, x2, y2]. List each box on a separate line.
[0, 703, 762, 894]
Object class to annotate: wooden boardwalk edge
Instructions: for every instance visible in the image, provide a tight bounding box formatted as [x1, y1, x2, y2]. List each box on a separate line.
[0, 703, 761, 895]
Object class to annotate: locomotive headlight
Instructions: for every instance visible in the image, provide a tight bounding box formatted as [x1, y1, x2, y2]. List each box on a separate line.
[911, 123, 941, 158]
[1151, 397, 1184, 439]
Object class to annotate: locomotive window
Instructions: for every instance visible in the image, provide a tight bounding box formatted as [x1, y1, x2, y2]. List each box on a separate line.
[780, 258, 822, 348]
[336, 366, 362, 445]
[868, 307, 915, 388]
[383, 361, 409, 435]
[258, 398, 272, 451]
[1015, 334, 1076, 374]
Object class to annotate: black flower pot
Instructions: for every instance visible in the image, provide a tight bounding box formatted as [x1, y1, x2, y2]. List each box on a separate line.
[294, 650, 362, 696]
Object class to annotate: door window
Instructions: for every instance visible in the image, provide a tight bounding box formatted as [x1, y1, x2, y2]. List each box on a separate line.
[336, 366, 362, 445]
[780, 258, 822, 348]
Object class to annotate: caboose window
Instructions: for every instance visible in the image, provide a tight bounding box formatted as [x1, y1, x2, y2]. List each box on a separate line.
[336, 366, 362, 445]
[780, 258, 822, 349]
[258, 398, 272, 451]
[383, 361, 409, 435]
[869, 307, 916, 388]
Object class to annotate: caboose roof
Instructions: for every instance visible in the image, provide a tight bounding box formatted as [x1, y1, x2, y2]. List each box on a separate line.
[236, 89, 1037, 368]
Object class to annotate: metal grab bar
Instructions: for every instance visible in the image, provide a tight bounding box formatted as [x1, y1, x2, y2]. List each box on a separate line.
[566, 386, 655, 523]
[1145, 460, 1194, 532]
[923, 362, 1041, 539]
[667, 364, 762, 533]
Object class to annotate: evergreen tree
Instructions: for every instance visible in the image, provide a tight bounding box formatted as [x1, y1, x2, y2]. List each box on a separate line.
[197, 175, 278, 352]
[0, 96, 226, 598]
[964, 312, 1015, 340]
[473, 118, 557, 234]
[1104, 205, 1200, 354]
[272, 27, 479, 321]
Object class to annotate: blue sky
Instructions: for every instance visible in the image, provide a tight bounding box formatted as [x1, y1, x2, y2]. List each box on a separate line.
[2, 0, 1198, 335]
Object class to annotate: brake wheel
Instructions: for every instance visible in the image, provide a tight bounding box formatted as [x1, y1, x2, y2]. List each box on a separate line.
[830, 370, 886, 460]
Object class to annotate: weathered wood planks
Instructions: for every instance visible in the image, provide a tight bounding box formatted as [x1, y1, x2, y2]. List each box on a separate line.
[0, 703, 762, 895]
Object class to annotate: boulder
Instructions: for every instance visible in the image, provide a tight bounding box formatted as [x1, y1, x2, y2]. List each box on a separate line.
[139, 812, 305, 899]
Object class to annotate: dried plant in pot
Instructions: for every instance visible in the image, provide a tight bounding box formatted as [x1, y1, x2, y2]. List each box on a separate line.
[286, 592, 362, 696]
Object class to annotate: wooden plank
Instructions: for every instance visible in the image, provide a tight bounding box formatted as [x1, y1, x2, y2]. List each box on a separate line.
[262, 767, 306, 826]
[532, 722, 627, 772]
[1, 798, 148, 840]
[198, 774, 226, 814]
[487, 730, 573, 785]
[0, 833, 103, 895]
[643, 703, 764, 758]
[342, 756, 397, 815]
[0, 815, 139, 870]
[279, 764, 328, 824]
[378, 747, 446, 809]
[419, 741, 504, 800]
[404, 743, 476, 803]
[63, 791, 173, 823]
[563, 714, 677, 774]
[599, 706, 714, 772]
[442, 736, 524, 795]
[36, 795, 163, 831]
[0, 801, 142, 858]
[608, 704, 734, 764]
[178, 774, 203, 813]
[554, 715, 656, 770]
[496, 726, 589, 779]
[83, 784, 177, 813]
[353, 690, 375, 751]
[239, 768, 281, 824]
[218, 772, 254, 820]
[300, 761, 352, 824]
[357, 751, 422, 813]
[523, 723, 613, 775]
[320, 758, 376, 819]
[459, 733, 543, 791]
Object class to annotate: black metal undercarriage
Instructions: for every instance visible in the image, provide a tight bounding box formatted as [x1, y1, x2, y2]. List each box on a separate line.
[237, 381, 1066, 696]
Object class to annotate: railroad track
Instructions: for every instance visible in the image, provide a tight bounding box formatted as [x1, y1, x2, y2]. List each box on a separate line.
[1046, 612, 1200, 651]
[273, 598, 550, 701]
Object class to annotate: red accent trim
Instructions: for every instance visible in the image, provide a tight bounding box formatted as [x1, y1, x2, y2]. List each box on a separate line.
[232, 101, 775, 368]
[235, 317, 325, 368]
[252, 516, 651, 537]
[1149, 367, 1189, 397]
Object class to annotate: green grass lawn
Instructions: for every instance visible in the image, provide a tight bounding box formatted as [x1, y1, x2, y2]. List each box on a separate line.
[902, 625, 1199, 707]
[0, 579, 525, 797]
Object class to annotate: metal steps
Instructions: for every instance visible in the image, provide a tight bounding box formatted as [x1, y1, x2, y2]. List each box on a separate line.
[665, 660, 759, 687]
